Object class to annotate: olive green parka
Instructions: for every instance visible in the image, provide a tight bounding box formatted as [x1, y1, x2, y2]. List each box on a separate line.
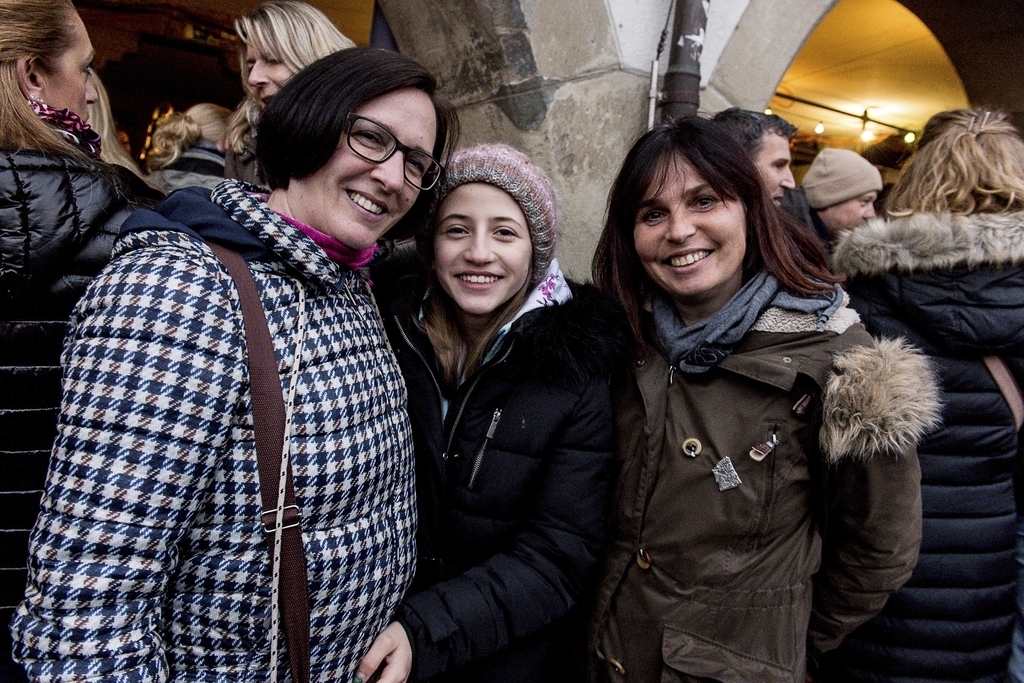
[591, 302, 941, 682]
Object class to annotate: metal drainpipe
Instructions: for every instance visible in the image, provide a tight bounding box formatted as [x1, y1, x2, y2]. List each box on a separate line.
[661, 0, 707, 121]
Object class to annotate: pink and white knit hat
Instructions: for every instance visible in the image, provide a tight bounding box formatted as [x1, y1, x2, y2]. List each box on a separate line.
[436, 143, 558, 287]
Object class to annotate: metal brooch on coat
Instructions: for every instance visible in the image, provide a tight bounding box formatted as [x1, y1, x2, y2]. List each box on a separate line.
[712, 456, 742, 491]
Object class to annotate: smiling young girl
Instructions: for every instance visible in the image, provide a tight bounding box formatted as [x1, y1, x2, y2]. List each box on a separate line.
[363, 143, 628, 683]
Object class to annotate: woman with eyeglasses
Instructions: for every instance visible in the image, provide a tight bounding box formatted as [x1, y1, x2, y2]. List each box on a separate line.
[356, 144, 629, 683]
[11, 47, 457, 682]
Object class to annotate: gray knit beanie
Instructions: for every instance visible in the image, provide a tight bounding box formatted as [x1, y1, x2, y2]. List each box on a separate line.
[803, 148, 883, 209]
[435, 143, 558, 287]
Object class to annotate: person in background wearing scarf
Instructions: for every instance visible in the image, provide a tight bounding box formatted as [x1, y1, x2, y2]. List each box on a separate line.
[0, 2, 159, 680]
[588, 117, 941, 682]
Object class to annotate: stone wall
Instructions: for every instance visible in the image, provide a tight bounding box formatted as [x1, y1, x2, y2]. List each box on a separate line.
[376, 0, 839, 277]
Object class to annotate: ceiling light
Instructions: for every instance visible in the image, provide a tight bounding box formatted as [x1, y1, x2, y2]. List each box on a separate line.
[904, 131, 916, 143]
[860, 129, 875, 142]
[814, 122, 825, 134]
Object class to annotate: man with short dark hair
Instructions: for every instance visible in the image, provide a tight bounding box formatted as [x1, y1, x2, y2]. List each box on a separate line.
[712, 107, 798, 205]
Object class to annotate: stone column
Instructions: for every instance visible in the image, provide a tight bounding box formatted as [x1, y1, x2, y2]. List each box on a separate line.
[378, 0, 650, 279]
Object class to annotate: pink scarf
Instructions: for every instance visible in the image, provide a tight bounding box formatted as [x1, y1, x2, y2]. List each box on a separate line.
[275, 212, 378, 268]
[28, 98, 101, 157]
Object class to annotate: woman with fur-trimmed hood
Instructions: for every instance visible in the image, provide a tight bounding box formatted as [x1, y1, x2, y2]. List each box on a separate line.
[589, 117, 940, 682]
[823, 108, 1024, 683]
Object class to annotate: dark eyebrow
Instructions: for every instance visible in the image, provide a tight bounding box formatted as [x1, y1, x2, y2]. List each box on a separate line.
[359, 114, 433, 155]
[638, 181, 714, 210]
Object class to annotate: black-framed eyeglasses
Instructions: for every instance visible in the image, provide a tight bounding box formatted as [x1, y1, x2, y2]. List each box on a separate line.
[346, 114, 443, 191]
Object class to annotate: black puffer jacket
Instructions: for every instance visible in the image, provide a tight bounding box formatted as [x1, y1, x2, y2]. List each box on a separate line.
[0, 149, 158, 681]
[382, 282, 629, 683]
[824, 212, 1024, 682]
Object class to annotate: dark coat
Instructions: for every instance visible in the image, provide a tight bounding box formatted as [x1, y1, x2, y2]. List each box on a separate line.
[0, 148, 158, 681]
[224, 141, 265, 187]
[825, 211, 1024, 682]
[590, 304, 939, 683]
[382, 282, 629, 683]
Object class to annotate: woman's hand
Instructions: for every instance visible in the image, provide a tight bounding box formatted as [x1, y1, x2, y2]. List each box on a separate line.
[355, 621, 412, 683]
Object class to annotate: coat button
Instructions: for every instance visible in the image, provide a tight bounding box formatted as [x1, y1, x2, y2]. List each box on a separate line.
[636, 357, 646, 367]
[610, 658, 626, 675]
[636, 548, 652, 569]
[681, 438, 702, 457]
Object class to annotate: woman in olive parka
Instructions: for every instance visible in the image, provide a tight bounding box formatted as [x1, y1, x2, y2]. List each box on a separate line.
[589, 117, 941, 682]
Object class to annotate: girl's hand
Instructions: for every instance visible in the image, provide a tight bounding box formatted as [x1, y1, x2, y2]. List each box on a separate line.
[355, 621, 412, 683]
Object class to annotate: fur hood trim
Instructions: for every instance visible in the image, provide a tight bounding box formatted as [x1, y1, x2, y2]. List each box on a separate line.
[512, 283, 631, 391]
[832, 211, 1024, 278]
[820, 338, 941, 462]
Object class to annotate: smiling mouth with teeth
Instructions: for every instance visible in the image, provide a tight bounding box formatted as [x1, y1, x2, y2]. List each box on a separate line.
[668, 250, 711, 267]
[349, 191, 384, 215]
[459, 274, 499, 284]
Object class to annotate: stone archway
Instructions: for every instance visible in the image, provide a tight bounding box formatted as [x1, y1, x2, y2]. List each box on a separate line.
[701, 0, 838, 113]
[898, 0, 1024, 129]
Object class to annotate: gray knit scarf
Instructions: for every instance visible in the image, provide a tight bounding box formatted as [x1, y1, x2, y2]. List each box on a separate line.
[654, 270, 843, 374]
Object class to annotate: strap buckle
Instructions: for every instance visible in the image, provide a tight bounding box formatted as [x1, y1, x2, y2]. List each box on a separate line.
[261, 505, 301, 533]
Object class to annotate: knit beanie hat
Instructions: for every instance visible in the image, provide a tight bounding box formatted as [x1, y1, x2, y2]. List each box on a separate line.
[435, 143, 558, 287]
[803, 148, 883, 209]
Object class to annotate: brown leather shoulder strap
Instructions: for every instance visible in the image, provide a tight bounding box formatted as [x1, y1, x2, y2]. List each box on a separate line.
[983, 355, 1024, 432]
[207, 241, 311, 683]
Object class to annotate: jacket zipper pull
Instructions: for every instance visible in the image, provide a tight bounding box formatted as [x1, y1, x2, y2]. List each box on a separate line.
[749, 431, 778, 462]
[668, 366, 676, 385]
[467, 408, 502, 490]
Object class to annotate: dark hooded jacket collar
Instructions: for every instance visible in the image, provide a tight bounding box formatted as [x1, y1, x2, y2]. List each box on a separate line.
[834, 211, 1024, 355]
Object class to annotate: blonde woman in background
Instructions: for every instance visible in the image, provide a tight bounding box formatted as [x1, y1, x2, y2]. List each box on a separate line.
[224, 0, 354, 184]
[148, 103, 231, 191]
[825, 107, 1024, 683]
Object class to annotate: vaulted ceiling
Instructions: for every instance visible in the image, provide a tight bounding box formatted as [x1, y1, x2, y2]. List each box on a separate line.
[769, 0, 1023, 150]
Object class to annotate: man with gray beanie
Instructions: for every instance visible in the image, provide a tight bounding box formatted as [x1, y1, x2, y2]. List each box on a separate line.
[802, 147, 883, 244]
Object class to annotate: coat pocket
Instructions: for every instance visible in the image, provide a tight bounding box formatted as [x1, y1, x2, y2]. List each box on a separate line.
[660, 624, 794, 683]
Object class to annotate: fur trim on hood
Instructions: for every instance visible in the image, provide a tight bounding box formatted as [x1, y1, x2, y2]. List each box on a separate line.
[512, 283, 631, 391]
[820, 338, 941, 462]
[832, 211, 1024, 278]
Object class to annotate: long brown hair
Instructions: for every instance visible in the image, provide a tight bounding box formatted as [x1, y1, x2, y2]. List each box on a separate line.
[417, 204, 533, 393]
[0, 0, 86, 158]
[421, 277, 531, 393]
[886, 108, 1024, 216]
[592, 116, 835, 348]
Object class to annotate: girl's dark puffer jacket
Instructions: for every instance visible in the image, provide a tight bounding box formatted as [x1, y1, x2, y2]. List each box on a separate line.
[0, 149, 158, 682]
[382, 281, 630, 683]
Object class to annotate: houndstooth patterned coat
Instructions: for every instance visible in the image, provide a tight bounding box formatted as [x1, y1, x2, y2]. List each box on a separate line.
[10, 181, 416, 682]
